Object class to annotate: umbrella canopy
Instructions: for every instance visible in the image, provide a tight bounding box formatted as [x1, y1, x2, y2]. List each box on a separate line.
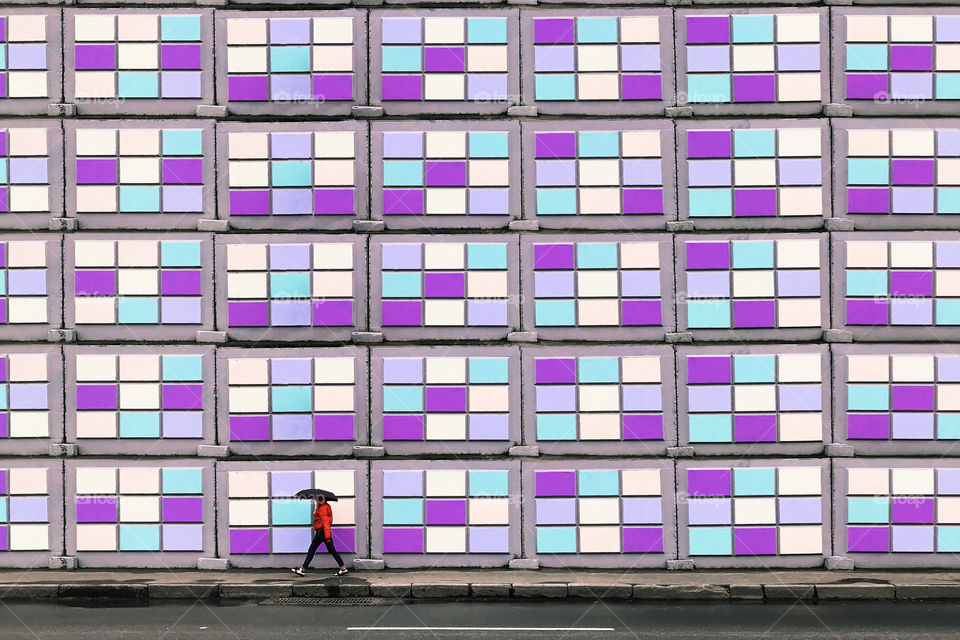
[294, 489, 338, 502]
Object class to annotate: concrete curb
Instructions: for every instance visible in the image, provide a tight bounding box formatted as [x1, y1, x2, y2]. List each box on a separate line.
[1, 581, 958, 602]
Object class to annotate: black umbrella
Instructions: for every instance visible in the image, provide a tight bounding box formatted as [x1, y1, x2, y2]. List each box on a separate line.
[294, 489, 338, 502]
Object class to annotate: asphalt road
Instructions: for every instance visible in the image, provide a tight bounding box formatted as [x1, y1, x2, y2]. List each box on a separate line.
[3, 599, 960, 639]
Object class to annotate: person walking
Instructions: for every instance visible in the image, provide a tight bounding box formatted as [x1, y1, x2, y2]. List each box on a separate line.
[292, 495, 348, 577]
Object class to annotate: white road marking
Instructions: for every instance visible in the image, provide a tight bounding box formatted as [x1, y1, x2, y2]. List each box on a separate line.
[347, 627, 614, 632]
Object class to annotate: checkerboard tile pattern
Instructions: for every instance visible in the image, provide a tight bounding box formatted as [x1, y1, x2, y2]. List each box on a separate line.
[0, 467, 49, 552]
[684, 465, 824, 557]
[226, 469, 356, 555]
[533, 468, 665, 554]
[683, 11, 824, 104]
[0, 126, 53, 218]
[0, 14, 53, 102]
[0, 352, 50, 440]
[0, 240, 50, 327]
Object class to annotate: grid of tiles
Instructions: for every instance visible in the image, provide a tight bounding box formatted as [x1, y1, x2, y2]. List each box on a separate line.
[685, 465, 823, 556]
[682, 238, 822, 330]
[226, 469, 355, 554]
[380, 129, 511, 216]
[381, 355, 510, 442]
[224, 241, 354, 329]
[72, 238, 203, 326]
[0, 15, 49, 100]
[73, 352, 204, 440]
[0, 353, 48, 439]
[0, 128, 49, 215]
[533, 128, 663, 216]
[224, 15, 354, 103]
[72, 126, 205, 215]
[845, 466, 960, 554]
[844, 127, 960, 216]
[72, 13, 204, 100]
[532, 15, 662, 102]
[843, 239, 960, 327]
[531, 241, 662, 328]
[0, 240, 48, 325]
[226, 355, 357, 443]
[381, 469, 510, 554]
[534, 469, 663, 554]
[683, 351, 823, 444]
[844, 14, 960, 102]
[684, 126, 824, 219]
[0, 467, 48, 552]
[844, 353, 960, 441]
[226, 129, 357, 217]
[683, 12, 823, 104]
[532, 355, 663, 442]
[379, 15, 509, 102]
[73, 466, 204, 552]
[378, 241, 510, 328]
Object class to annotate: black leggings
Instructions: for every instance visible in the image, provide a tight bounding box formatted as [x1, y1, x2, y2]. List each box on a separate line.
[302, 529, 344, 568]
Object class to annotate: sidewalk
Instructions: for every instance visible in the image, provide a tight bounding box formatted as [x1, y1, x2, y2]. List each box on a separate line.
[2, 568, 960, 602]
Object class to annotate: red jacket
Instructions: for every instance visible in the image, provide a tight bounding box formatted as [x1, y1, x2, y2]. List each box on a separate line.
[313, 502, 333, 539]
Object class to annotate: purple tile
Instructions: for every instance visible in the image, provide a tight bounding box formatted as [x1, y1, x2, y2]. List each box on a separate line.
[0, 469, 6, 495]
[423, 272, 465, 298]
[76, 497, 117, 523]
[228, 301, 269, 327]
[75, 44, 116, 70]
[534, 18, 575, 44]
[891, 497, 934, 524]
[891, 385, 934, 411]
[687, 469, 731, 496]
[686, 242, 730, 269]
[312, 300, 353, 327]
[847, 413, 889, 439]
[622, 300, 662, 326]
[535, 471, 575, 497]
[779, 497, 822, 524]
[890, 45, 933, 71]
[535, 133, 576, 158]
[623, 527, 663, 553]
[734, 526, 777, 555]
[732, 299, 776, 328]
[162, 496, 202, 522]
[331, 526, 355, 553]
[228, 76, 269, 101]
[534, 358, 575, 384]
[162, 158, 203, 185]
[424, 47, 464, 73]
[381, 300, 423, 326]
[384, 189, 424, 215]
[383, 414, 424, 440]
[315, 189, 355, 215]
[847, 188, 890, 214]
[383, 527, 424, 553]
[160, 270, 202, 296]
[162, 384, 202, 411]
[533, 244, 574, 270]
[230, 528, 270, 554]
[76, 384, 117, 410]
[733, 75, 776, 102]
[846, 299, 888, 325]
[425, 499, 466, 525]
[624, 414, 663, 440]
[892, 159, 935, 186]
[734, 189, 777, 216]
[624, 188, 664, 214]
[687, 16, 730, 44]
[734, 414, 777, 442]
[622, 75, 662, 100]
[313, 75, 353, 101]
[425, 386, 466, 412]
[424, 161, 466, 187]
[230, 190, 270, 215]
[229, 415, 270, 441]
[382, 75, 422, 101]
[846, 74, 888, 100]
[76, 158, 118, 184]
[75, 270, 115, 296]
[161, 44, 202, 70]
[847, 525, 889, 552]
[687, 356, 731, 384]
[688, 130, 732, 159]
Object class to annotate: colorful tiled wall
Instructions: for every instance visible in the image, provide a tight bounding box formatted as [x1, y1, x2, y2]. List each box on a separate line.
[0, 3, 957, 572]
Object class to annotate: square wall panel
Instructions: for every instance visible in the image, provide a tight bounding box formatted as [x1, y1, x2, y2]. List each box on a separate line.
[66, 459, 214, 568]
[833, 232, 960, 340]
[832, 9, 960, 115]
[523, 460, 675, 568]
[217, 461, 369, 568]
[678, 9, 828, 115]
[65, 233, 213, 341]
[65, 10, 214, 116]
[370, 234, 520, 341]
[0, 120, 62, 230]
[0, 11, 62, 114]
[833, 344, 960, 455]
[678, 459, 829, 568]
[0, 235, 62, 342]
[834, 459, 960, 567]
[520, 234, 674, 341]
[65, 120, 214, 230]
[217, 121, 367, 231]
[520, 9, 674, 115]
[217, 347, 368, 457]
[522, 345, 676, 456]
[371, 121, 520, 230]
[65, 346, 214, 455]
[215, 235, 366, 342]
[677, 345, 829, 455]
[372, 346, 520, 455]
[371, 460, 520, 567]
[215, 11, 367, 116]
[677, 233, 828, 340]
[521, 120, 675, 230]
[0, 460, 63, 567]
[833, 119, 960, 228]
[370, 10, 520, 115]
[0, 347, 62, 456]
[677, 119, 830, 229]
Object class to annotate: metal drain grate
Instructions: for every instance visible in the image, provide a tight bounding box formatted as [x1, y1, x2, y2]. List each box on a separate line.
[263, 597, 379, 606]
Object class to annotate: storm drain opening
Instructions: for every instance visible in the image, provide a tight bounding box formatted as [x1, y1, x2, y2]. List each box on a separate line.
[262, 597, 381, 606]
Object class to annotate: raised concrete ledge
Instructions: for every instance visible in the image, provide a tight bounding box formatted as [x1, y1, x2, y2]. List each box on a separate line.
[0, 585, 59, 599]
[823, 329, 853, 343]
[196, 0, 227, 5]
[149, 584, 218, 599]
[48, 329, 76, 343]
[47, 104, 76, 117]
[59, 585, 147, 600]
[633, 585, 728, 600]
[47, 556, 77, 570]
[763, 584, 815, 600]
[567, 584, 632, 600]
[195, 105, 227, 118]
[371, 584, 411, 598]
[823, 103, 854, 117]
[824, 217, 854, 231]
[353, 446, 385, 458]
[292, 584, 330, 597]
[198, 219, 228, 232]
[412, 583, 469, 598]
[509, 445, 539, 457]
[507, 105, 538, 116]
[825, 443, 855, 458]
[470, 583, 511, 597]
[824, 0, 853, 6]
[49, 218, 77, 232]
[197, 445, 229, 458]
[824, 556, 855, 571]
[352, 105, 384, 118]
[198, 557, 229, 571]
[896, 585, 960, 600]
[196, 331, 228, 344]
[665, 332, 693, 344]
[508, 331, 537, 343]
[352, 558, 385, 571]
[664, 106, 693, 117]
[354, 220, 384, 232]
[817, 584, 894, 600]
[666, 559, 694, 571]
[49, 443, 77, 457]
[352, 331, 384, 343]
[220, 585, 291, 600]
[666, 220, 694, 232]
[508, 220, 539, 231]
[513, 584, 567, 598]
[353, 0, 385, 6]
[666, 446, 694, 458]
[332, 584, 372, 597]
[508, 558, 539, 570]
[729, 585, 764, 600]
